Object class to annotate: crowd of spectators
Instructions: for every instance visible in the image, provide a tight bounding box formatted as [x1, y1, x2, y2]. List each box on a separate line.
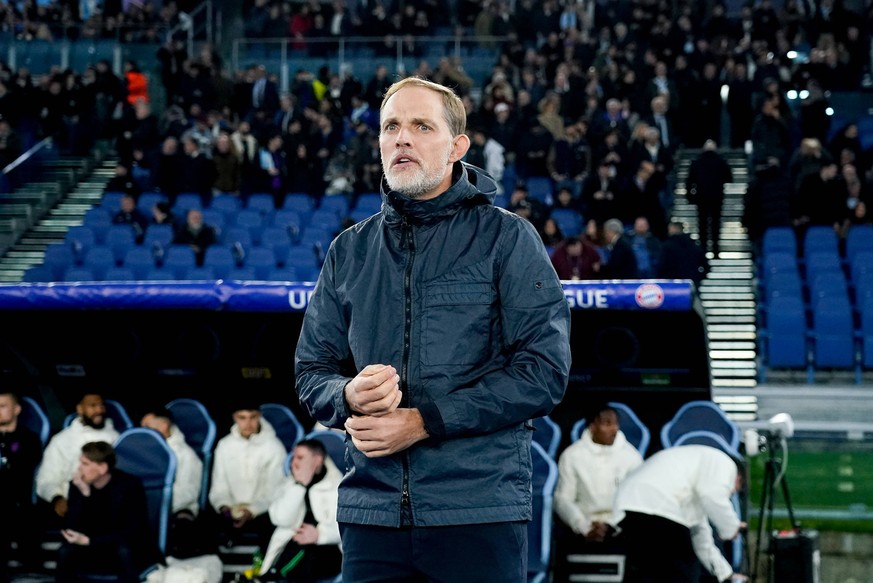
[1, 0, 871, 282]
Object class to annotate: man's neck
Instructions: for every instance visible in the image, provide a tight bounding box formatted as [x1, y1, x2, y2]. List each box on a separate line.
[0, 420, 16, 432]
[93, 473, 112, 490]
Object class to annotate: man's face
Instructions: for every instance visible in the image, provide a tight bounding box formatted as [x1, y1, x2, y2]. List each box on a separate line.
[77, 394, 106, 429]
[0, 394, 20, 428]
[77, 454, 109, 485]
[233, 410, 261, 439]
[379, 86, 466, 200]
[141, 414, 171, 438]
[291, 445, 322, 477]
[590, 410, 619, 446]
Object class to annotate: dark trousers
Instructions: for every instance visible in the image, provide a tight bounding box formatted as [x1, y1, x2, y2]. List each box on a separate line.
[55, 541, 139, 583]
[618, 511, 700, 583]
[0, 502, 41, 580]
[697, 198, 724, 255]
[339, 521, 527, 583]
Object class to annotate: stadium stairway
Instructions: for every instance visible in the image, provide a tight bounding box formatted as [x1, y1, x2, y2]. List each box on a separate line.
[672, 148, 759, 422]
[0, 148, 116, 283]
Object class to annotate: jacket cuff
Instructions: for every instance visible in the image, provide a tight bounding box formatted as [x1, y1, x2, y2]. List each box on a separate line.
[417, 399, 445, 441]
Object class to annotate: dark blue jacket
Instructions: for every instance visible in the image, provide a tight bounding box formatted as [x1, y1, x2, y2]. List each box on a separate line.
[295, 162, 571, 527]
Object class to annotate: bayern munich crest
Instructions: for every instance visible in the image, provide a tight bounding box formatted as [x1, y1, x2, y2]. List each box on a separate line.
[634, 283, 665, 309]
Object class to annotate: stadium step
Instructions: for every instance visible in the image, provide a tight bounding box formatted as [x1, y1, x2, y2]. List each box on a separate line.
[674, 147, 758, 420]
[0, 151, 116, 282]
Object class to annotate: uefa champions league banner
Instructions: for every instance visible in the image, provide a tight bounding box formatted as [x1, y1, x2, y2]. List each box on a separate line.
[0, 280, 694, 312]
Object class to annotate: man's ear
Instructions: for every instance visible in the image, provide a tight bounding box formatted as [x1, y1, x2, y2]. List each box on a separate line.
[449, 133, 471, 163]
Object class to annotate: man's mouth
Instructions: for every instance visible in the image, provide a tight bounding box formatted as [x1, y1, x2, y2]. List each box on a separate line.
[393, 154, 418, 167]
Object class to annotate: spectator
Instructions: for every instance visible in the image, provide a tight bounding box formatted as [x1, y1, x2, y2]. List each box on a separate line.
[792, 161, 847, 236]
[208, 400, 286, 550]
[658, 221, 708, 285]
[172, 208, 217, 266]
[112, 193, 149, 244]
[0, 118, 23, 169]
[626, 216, 662, 278]
[540, 217, 565, 249]
[36, 392, 120, 523]
[259, 132, 288, 205]
[154, 136, 183, 199]
[465, 126, 505, 191]
[600, 218, 638, 279]
[140, 407, 206, 559]
[581, 161, 622, 227]
[686, 140, 733, 257]
[56, 441, 163, 583]
[552, 404, 643, 583]
[742, 163, 794, 247]
[508, 181, 548, 230]
[261, 439, 343, 582]
[550, 236, 602, 280]
[212, 132, 242, 196]
[150, 201, 176, 227]
[0, 390, 43, 578]
[231, 120, 262, 196]
[105, 162, 142, 198]
[621, 160, 667, 240]
[611, 445, 746, 583]
[176, 135, 216, 205]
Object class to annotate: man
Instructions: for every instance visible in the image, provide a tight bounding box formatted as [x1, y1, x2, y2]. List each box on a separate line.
[553, 404, 643, 582]
[56, 441, 162, 583]
[261, 439, 342, 582]
[36, 392, 120, 522]
[686, 140, 733, 257]
[601, 218, 638, 279]
[140, 407, 205, 558]
[658, 221, 708, 285]
[612, 445, 747, 583]
[172, 208, 218, 267]
[208, 401, 286, 550]
[295, 76, 571, 582]
[0, 391, 43, 580]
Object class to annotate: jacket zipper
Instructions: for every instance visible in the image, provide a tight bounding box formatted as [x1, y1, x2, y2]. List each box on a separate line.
[400, 216, 414, 526]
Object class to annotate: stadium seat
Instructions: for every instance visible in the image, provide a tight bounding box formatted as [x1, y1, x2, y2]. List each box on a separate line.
[531, 415, 561, 458]
[802, 225, 839, 258]
[266, 267, 298, 282]
[804, 251, 843, 285]
[304, 429, 347, 473]
[171, 193, 203, 217]
[762, 226, 797, 257]
[64, 399, 133, 432]
[846, 224, 873, 265]
[210, 195, 242, 220]
[526, 176, 555, 205]
[123, 247, 157, 280]
[83, 207, 113, 244]
[105, 224, 137, 263]
[319, 195, 350, 218]
[234, 209, 265, 245]
[528, 441, 558, 583]
[137, 192, 167, 216]
[660, 400, 740, 452]
[22, 265, 54, 283]
[353, 192, 381, 214]
[259, 226, 292, 264]
[260, 403, 305, 452]
[81, 246, 116, 280]
[221, 226, 254, 256]
[550, 208, 584, 237]
[308, 209, 342, 234]
[243, 247, 277, 280]
[100, 191, 125, 215]
[202, 245, 237, 280]
[166, 398, 216, 511]
[142, 224, 175, 252]
[811, 300, 856, 372]
[162, 245, 197, 279]
[201, 209, 226, 238]
[281, 193, 316, 221]
[63, 266, 96, 282]
[65, 225, 97, 260]
[42, 243, 76, 280]
[298, 226, 335, 255]
[144, 267, 176, 281]
[227, 266, 257, 280]
[20, 396, 51, 447]
[860, 297, 873, 369]
[184, 266, 217, 280]
[246, 193, 276, 215]
[570, 402, 651, 455]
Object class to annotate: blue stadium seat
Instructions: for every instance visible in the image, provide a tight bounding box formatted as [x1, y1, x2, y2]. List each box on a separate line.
[298, 226, 335, 254]
[105, 224, 137, 264]
[246, 193, 276, 215]
[210, 195, 242, 220]
[65, 225, 97, 260]
[349, 208, 375, 224]
[103, 267, 136, 281]
[162, 245, 197, 279]
[282, 193, 316, 222]
[308, 209, 342, 234]
[144, 267, 176, 281]
[550, 208, 584, 237]
[142, 224, 175, 252]
[228, 266, 257, 280]
[303, 429, 347, 473]
[63, 266, 96, 282]
[811, 300, 856, 371]
[861, 297, 873, 369]
[137, 192, 167, 216]
[22, 265, 54, 282]
[166, 397, 216, 511]
[235, 209, 266, 245]
[660, 400, 740, 452]
[221, 226, 254, 256]
[802, 225, 839, 258]
[846, 224, 873, 265]
[42, 243, 75, 280]
[244, 247, 278, 280]
[760, 297, 809, 378]
[260, 226, 293, 264]
[184, 266, 217, 281]
[266, 267, 298, 282]
[570, 402, 651, 456]
[851, 250, 873, 284]
[353, 192, 381, 214]
[261, 403, 305, 452]
[82, 245, 116, 281]
[64, 399, 133, 432]
[202, 245, 237, 280]
[100, 191, 125, 215]
[171, 193, 203, 218]
[20, 396, 51, 447]
[528, 441, 558, 583]
[762, 226, 797, 257]
[804, 251, 842, 284]
[123, 247, 157, 280]
[531, 415, 561, 459]
[526, 176, 555, 205]
[319, 195, 350, 217]
[83, 207, 113, 245]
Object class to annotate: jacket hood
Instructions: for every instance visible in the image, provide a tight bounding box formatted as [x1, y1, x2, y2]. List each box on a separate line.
[229, 416, 279, 443]
[382, 161, 497, 225]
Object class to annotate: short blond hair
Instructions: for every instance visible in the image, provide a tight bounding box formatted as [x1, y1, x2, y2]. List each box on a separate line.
[380, 77, 467, 137]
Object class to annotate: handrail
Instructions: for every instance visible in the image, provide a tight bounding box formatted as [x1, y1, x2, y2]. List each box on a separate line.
[2, 136, 52, 175]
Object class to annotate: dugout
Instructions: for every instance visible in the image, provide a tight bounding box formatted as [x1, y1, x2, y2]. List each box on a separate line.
[0, 280, 710, 445]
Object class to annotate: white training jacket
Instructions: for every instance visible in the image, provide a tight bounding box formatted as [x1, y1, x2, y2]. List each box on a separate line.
[612, 445, 741, 582]
[35, 417, 120, 503]
[261, 455, 343, 573]
[554, 428, 643, 535]
[166, 424, 204, 516]
[208, 417, 286, 518]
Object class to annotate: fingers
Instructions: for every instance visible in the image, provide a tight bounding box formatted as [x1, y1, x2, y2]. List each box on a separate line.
[346, 364, 401, 415]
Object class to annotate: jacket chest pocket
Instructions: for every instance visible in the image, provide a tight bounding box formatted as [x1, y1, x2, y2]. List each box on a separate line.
[422, 282, 495, 365]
